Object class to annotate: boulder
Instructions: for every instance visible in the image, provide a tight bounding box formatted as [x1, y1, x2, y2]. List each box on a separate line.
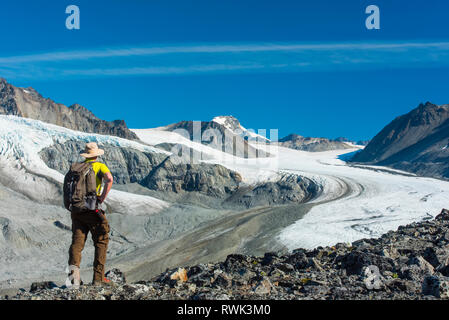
[170, 268, 188, 283]
[338, 250, 395, 276]
[105, 268, 127, 285]
[30, 281, 58, 293]
[422, 275, 449, 299]
[253, 277, 276, 295]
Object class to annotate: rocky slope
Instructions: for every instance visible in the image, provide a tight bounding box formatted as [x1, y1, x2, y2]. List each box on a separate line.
[39, 140, 242, 198]
[277, 134, 354, 152]
[141, 157, 243, 197]
[39, 140, 318, 205]
[0, 78, 138, 140]
[4, 209, 449, 300]
[352, 102, 449, 179]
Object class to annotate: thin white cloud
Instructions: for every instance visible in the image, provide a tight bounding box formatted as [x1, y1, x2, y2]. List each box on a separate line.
[62, 64, 266, 76]
[0, 41, 449, 64]
[1, 40, 449, 80]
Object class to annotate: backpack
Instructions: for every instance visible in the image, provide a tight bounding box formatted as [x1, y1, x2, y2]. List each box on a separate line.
[63, 162, 98, 212]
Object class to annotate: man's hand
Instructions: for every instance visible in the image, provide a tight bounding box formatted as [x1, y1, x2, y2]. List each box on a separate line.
[99, 172, 113, 204]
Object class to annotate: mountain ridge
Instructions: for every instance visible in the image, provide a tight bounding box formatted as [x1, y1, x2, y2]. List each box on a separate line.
[352, 102, 449, 179]
[0, 78, 138, 140]
[277, 133, 355, 152]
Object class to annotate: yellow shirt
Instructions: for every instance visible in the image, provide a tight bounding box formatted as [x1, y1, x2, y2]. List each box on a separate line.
[84, 159, 111, 195]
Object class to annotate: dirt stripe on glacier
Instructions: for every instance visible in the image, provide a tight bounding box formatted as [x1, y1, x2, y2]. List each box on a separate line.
[110, 177, 355, 282]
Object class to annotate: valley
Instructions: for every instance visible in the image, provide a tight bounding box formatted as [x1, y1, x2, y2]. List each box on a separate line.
[1, 79, 449, 293]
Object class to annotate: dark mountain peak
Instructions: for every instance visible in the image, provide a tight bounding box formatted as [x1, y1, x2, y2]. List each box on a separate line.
[352, 101, 449, 179]
[112, 119, 127, 126]
[333, 137, 352, 143]
[0, 78, 138, 140]
[68, 103, 98, 120]
[68, 103, 85, 110]
[411, 101, 448, 118]
[0, 77, 12, 90]
[418, 101, 437, 108]
[279, 133, 303, 142]
[401, 102, 449, 129]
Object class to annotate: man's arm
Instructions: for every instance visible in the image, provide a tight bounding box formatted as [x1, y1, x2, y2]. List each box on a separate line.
[98, 172, 113, 204]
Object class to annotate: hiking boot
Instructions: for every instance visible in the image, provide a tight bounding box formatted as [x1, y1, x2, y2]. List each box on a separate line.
[92, 278, 115, 287]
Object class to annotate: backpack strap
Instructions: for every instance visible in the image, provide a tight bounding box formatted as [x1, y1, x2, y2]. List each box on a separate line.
[83, 161, 98, 178]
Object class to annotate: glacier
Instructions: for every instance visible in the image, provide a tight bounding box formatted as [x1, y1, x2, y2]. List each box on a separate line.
[133, 124, 449, 250]
[1, 114, 449, 288]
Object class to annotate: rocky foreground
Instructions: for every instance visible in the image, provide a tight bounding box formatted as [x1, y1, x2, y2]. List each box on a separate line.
[3, 209, 449, 300]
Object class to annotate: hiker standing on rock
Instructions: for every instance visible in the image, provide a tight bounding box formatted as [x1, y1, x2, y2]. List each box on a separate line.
[64, 142, 114, 286]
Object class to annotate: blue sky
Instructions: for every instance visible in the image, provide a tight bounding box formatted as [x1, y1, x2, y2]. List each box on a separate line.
[0, 0, 448, 141]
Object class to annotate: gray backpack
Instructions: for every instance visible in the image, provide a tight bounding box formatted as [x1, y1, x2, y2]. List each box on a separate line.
[63, 162, 97, 212]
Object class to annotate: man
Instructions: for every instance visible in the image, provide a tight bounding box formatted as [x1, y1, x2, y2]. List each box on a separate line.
[67, 142, 114, 286]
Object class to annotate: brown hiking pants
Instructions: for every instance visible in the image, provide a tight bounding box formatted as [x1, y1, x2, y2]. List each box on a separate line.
[68, 210, 110, 283]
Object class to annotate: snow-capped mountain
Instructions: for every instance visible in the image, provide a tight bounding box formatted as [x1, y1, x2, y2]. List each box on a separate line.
[212, 115, 270, 142]
[154, 117, 271, 159]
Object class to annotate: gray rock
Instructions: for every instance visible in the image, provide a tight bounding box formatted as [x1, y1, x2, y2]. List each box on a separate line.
[141, 157, 242, 197]
[212, 272, 232, 288]
[253, 277, 276, 295]
[274, 263, 295, 274]
[338, 250, 395, 276]
[408, 256, 435, 275]
[286, 250, 310, 270]
[386, 279, 419, 293]
[422, 275, 449, 299]
[30, 281, 58, 293]
[261, 252, 279, 266]
[105, 269, 127, 285]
